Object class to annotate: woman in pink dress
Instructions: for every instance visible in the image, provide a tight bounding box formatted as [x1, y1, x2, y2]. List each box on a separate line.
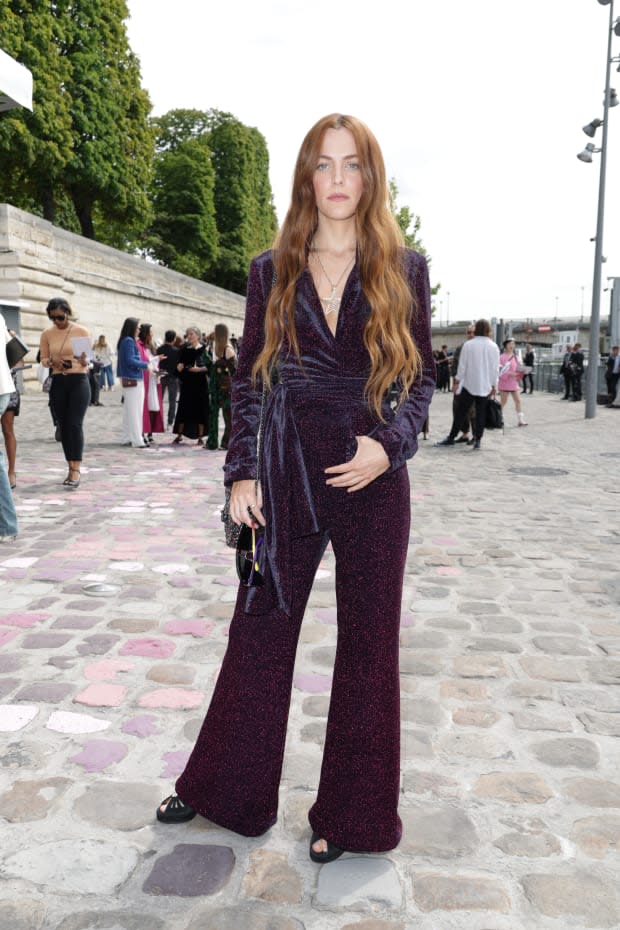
[137, 324, 164, 444]
[498, 338, 527, 426]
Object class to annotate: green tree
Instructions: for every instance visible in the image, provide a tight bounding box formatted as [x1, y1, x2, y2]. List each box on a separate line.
[209, 114, 277, 292]
[389, 178, 440, 310]
[61, 0, 154, 240]
[0, 0, 154, 242]
[147, 137, 219, 278]
[0, 0, 74, 222]
[148, 108, 277, 292]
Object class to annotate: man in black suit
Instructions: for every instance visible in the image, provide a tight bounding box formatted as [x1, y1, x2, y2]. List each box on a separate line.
[570, 343, 585, 401]
[605, 346, 620, 404]
[560, 345, 573, 399]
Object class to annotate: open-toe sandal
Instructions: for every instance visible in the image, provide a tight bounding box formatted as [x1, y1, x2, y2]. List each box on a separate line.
[309, 831, 345, 864]
[65, 468, 80, 489]
[156, 794, 197, 824]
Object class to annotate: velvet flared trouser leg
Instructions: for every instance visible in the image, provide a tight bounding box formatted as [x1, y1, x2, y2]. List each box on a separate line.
[176, 465, 410, 851]
[176, 529, 329, 836]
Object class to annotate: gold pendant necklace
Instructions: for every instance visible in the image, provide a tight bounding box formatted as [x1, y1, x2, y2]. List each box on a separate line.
[312, 249, 354, 315]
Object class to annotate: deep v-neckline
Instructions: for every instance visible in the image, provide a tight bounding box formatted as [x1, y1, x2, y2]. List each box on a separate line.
[306, 263, 356, 342]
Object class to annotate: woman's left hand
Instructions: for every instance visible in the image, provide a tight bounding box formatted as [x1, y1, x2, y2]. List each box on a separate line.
[325, 435, 390, 492]
[79, 352, 88, 367]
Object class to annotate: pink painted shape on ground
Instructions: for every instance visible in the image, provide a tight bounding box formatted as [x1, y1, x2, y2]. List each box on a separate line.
[122, 714, 160, 738]
[314, 608, 337, 625]
[0, 631, 19, 648]
[119, 638, 175, 658]
[138, 688, 204, 709]
[401, 613, 416, 627]
[162, 619, 215, 638]
[84, 659, 136, 681]
[74, 683, 128, 707]
[431, 536, 459, 546]
[161, 750, 191, 778]
[213, 577, 238, 586]
[293, 673, 332, 693]
[436, 566, 461, 576]
[0, 612, 51, 629]
[70, 740, 128, 773]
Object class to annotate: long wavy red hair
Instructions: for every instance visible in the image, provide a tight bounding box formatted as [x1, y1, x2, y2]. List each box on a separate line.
[253, 113, 423, 418]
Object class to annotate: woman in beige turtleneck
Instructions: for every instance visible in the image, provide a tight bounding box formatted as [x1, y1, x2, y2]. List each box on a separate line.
[39, 298, 91, 489]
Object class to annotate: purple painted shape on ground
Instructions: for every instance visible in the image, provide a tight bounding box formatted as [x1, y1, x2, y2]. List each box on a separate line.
[122, 714, 161, 738]
[3, 569, 27, 580]
[119, 638, 175, 658]
[142, 843, 235, 897]
[213, 577, 237, 587]
[0, 678, 19, 698]
[15, 682, 74, 702]
[161, 750, 191, 777]
[33, 570, 76, 582]
[70, 740, 128, 773]
[401, 612, 416, 627]
[162, 620, 214, 638]
[51, 615, 101, 630]
[0, 655, 20, 673]
[65, 600, 103, 612]
[293, 672, 332, 693]
[314, 608, 337, 625]
[0, 612, 51, 629]
[22, 632, 72, 649]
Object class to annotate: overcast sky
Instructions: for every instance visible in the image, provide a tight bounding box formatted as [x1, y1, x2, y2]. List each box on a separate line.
[126, 0, 620, 324]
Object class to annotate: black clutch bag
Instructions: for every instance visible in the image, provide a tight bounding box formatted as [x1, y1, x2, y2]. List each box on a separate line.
[6, 334, 29, 369]
[235, 524, 265, 587]
[221, 380, 267, 548]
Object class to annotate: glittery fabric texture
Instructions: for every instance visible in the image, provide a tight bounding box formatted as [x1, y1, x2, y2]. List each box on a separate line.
[176, 248, 435, 851]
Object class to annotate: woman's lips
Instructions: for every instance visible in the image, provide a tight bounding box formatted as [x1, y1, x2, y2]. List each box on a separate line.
[328, 194, 348, 201]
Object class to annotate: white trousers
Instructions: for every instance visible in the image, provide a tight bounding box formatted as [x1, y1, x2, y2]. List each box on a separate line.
[121, 380, 145, 447]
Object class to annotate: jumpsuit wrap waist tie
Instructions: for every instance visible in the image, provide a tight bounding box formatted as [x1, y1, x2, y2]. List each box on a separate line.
[249, 374, 369, 617]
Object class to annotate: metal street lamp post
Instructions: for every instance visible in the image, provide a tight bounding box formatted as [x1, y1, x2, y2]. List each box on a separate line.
[580, 0, 620, 418]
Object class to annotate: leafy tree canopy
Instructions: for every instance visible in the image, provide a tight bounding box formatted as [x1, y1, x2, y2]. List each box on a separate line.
[389, 178, 440, 308]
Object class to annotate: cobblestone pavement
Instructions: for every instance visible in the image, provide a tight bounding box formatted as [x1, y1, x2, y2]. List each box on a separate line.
[0, 387, 619, 930]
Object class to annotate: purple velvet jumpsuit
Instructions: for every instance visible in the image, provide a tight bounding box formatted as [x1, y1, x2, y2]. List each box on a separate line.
[175, 248, 435, 852]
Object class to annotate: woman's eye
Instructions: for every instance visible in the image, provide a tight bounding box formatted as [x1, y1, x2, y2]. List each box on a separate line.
[345, 161, 360, 171]
[316, 162, 329, 171]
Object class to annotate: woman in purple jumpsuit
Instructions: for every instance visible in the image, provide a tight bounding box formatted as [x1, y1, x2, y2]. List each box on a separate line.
[157, 114, 435, 862]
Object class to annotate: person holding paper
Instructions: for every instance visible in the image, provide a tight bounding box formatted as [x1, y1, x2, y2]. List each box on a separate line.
[39, 298, 90, 489]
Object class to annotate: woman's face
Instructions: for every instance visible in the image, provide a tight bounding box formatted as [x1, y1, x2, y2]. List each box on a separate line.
[134, 323, 140, 338]
[505, 341, 515, 354]
[188, 329, 199, 346]
[49, 308, 70, 329]
[313, 128, 363, 224]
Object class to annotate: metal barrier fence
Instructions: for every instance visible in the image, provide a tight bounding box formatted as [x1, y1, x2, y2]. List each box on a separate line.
[533, 362, 607, 396]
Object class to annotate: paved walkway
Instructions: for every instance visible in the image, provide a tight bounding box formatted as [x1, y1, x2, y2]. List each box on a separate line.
[0, 388, 619, 930]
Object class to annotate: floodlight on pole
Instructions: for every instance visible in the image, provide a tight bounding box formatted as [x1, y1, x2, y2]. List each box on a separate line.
[577, 142, 601, 162]
[583, 118, 604, 136]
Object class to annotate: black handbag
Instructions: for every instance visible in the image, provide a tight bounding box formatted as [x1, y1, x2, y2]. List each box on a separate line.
[6, 334, 29, 368]
[485, 397, 504, 430]
[235, 524, 265, 587]
[221, 380, 267, 548]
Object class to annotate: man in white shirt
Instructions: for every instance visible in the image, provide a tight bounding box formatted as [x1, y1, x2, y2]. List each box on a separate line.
[436, 319, 500, 450]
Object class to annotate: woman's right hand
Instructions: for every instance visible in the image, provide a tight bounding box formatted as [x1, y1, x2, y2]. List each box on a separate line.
[230, 480, 265, 527]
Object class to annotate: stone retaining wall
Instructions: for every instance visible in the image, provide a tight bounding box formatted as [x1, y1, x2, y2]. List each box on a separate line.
[0, 204, 247, 388]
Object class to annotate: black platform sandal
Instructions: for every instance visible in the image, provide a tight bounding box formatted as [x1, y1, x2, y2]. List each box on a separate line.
[309, 831, 345, 864]
[156, 794, 197, 824]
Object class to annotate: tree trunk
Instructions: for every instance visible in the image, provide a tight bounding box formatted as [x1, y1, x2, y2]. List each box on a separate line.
[41, 187, 56, 223]
[71, 191, 96, 239]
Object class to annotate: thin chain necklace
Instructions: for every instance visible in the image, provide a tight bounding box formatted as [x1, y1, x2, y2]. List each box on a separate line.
[311, 248, 355, 315]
